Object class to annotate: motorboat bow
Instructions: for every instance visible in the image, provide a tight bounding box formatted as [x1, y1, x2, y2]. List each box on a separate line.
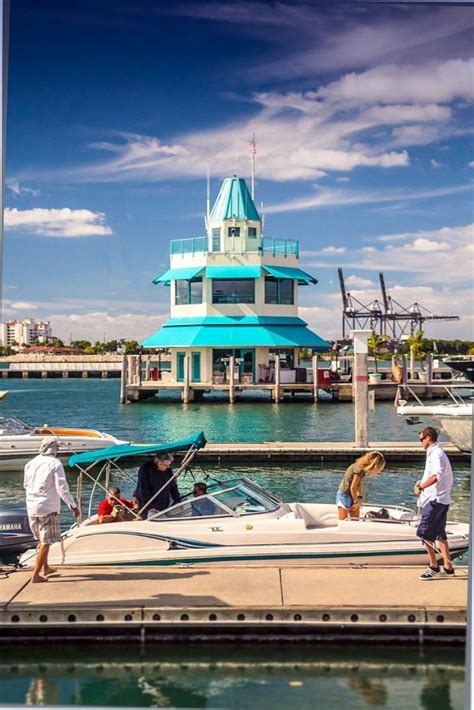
[0, 416, 127, 471]
[396, 384, 473, 453]
[19, 431, 469, 568]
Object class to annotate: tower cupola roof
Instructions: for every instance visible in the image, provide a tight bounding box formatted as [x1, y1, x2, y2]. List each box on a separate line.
[210, 176, 260, 222]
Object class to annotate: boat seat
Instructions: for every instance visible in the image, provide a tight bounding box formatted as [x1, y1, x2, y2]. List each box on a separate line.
[289, 503, 338, 529]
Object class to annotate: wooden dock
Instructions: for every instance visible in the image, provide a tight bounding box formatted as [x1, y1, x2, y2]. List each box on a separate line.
[0, 565, 467, 644]
[200, 440, 468, 463]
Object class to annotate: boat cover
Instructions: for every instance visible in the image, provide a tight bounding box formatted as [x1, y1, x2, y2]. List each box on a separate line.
[68, 431, 206, 467]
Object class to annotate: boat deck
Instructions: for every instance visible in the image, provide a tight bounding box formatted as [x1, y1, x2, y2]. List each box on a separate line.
[0, 564, 467, 643]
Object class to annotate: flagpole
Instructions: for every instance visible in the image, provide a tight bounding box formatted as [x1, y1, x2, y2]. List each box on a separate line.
[250, 133, 256, 200]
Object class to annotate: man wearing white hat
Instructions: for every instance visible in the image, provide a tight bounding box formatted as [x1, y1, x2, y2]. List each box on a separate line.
[23, 437, 80, 583]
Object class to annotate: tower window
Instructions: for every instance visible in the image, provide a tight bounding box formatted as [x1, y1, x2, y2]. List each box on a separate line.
[248, 227, 257, 237]
[264, 277, 294, 305]
[212, 279, 255, 304]
[175, 278, 203, 305]
[228, 227, 241, 237]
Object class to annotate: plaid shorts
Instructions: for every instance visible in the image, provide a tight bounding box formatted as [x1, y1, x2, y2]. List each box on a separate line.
[28, 512, 61, 545]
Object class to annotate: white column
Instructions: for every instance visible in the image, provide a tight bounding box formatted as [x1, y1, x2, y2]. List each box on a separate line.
[351, 330, 371, 448]
[183, 354, 190, 403]
[312, 353, 319, 402]
[274, 353, 281, 402]
[229, 355, 235, 403]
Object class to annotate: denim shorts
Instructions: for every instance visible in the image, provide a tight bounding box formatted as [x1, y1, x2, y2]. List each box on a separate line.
[417, 500, 449, 541]
[336, 490, 354, 510]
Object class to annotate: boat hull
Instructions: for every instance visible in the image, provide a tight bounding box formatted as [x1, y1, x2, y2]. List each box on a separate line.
[0, 432, 127, 471]
[432, 414, 472, 453]
[19, 505, 469, 569]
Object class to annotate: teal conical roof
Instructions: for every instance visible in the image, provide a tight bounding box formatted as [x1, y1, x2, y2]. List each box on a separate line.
[210, 176, 260, 221]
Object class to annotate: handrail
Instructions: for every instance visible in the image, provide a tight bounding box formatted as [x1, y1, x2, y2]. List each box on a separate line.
[169, 236, 299, 257]
[397, 382, 472, 406]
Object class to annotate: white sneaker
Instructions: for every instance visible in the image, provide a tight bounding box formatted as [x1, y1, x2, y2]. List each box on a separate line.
[419, 566, 440, 580]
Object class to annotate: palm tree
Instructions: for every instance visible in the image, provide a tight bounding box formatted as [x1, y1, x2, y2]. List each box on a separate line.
[407, 330, 427, 373]
[367, 332, 385, 373]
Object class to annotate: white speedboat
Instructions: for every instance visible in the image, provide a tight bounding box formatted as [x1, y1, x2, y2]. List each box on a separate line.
[396, 385, 472, 453]
[0, 416, 127, 471]
[19, 432, 469, 568]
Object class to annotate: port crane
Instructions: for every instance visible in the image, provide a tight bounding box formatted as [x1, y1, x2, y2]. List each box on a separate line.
[338, 268, 459, 339]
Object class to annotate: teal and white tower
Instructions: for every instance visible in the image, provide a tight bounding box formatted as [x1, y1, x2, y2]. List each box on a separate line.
[142, 176, 329, 385]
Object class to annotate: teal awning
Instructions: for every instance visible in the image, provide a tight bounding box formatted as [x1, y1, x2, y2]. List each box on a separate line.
[205, 265, 261, 279]
[152, 266, 204, 285]
[69, 431, 207, 467]
[263, 265, 318, 284]
[142, 317, 329, 350]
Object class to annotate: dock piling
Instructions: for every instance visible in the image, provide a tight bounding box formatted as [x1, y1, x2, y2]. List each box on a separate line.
[229, 355, 235, 403]
[312, 354, 319, 402]
[120, 353, 127, 403]
[274, 354, 281, 402]
[351, 330, 370, 448]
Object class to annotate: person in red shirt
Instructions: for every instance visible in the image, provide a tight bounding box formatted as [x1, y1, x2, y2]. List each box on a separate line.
[97, 487, 136, 523]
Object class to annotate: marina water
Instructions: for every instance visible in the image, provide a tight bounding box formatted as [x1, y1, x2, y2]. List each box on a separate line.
[0, 379, 469, 708]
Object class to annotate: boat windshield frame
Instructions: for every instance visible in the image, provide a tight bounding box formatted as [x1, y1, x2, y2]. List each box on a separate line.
[149, 479, 281, 521]
[0, 416, 33, 434]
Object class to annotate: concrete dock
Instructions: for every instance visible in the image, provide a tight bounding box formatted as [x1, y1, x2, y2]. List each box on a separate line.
[0, 565, 467, 644]
[200, 440, 468, 463]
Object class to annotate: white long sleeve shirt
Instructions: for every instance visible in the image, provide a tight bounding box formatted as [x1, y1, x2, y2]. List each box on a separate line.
[418, 443, 453, 508]
[24, 454, 76, 517]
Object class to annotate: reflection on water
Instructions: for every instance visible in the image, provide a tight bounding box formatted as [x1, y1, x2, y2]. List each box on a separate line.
[0, 645, 465, 709]
[0, 378, 461, 444]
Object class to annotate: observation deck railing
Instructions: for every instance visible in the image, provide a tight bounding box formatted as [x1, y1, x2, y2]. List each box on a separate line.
[169, 237, 299, 257]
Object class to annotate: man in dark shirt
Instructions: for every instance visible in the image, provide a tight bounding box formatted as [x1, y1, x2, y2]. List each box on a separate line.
[136, 453, 181, 518]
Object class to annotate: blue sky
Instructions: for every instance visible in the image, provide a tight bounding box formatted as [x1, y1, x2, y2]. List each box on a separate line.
[4, 0, 474, 342]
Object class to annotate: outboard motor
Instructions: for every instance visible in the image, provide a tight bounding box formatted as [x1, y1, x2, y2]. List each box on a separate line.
[0, 508, 36, 559]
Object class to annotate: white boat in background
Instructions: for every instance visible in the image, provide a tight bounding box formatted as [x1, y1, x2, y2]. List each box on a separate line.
[19, 432, 470, 568]
[396, 384, 473, 453]
[0, 416, 127, 471]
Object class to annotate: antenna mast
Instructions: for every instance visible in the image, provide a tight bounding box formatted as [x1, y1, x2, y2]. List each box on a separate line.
[250, 133, 256, 200]
[204, 168, 210, 231]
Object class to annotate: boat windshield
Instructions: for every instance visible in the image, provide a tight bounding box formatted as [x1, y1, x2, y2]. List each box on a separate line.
[0, 417, 33, 434]
[151, 481, 279, 520]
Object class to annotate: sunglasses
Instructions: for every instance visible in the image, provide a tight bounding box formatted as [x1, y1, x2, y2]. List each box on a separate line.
[419, 434, 428, 441]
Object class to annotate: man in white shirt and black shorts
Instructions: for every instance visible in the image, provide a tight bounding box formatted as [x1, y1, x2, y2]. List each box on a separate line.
[414, 426, 454, 580]
[24, 437, 80, 583]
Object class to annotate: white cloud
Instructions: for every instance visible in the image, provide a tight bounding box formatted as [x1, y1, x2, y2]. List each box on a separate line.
[469, 161, 474, 168]
[49, 312, 167, 343]
[345, 275, 374, 288]
[4, 208, 113, 237]
[408, 238, 450, 252]
[321, 246, 346, 254]
[10, 301, 38, 311]
[431, 159, 442, 169]
[336, 177, 350, 183]
[15, 47, 474, 188]
[316, 223, 474, 287]
[7, 180, 40, 197]
[318, 59, 474, 105]
[181, 4, 473, 79]
[265, 183, 472, 214]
